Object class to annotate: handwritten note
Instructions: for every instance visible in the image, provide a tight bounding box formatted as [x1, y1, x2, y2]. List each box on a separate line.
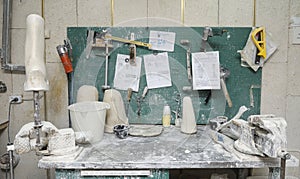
[149, 31, 176, 52]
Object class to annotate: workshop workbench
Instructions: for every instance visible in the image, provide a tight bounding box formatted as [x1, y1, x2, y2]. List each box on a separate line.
[39, 126, 281, 179]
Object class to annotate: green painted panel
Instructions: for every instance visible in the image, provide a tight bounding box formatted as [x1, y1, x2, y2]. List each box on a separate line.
[67, 27, 261, 124]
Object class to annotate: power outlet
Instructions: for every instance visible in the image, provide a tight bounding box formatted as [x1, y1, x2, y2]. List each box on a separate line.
[9, 95, 23, 103]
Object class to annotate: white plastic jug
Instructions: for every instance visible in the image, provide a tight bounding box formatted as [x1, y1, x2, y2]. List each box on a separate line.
[68, 101, 110, 143]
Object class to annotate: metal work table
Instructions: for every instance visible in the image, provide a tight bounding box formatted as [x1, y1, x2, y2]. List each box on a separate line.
[39, 126, 281, 178]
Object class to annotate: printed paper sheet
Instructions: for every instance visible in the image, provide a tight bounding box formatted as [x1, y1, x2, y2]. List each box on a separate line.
[192, 51, 220, 90]
[113, 54, 142, 92]
[143, 52, 172, 89]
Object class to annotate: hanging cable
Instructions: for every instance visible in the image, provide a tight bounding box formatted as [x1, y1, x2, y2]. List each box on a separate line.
[7, 98, 17, 143]
[5, 97, 18, 179]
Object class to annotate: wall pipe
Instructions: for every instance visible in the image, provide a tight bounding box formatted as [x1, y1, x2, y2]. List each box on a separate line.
[1, 0, 25, 71]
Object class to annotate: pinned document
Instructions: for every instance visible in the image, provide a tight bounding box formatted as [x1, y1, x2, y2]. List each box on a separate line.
[113, 54, 142, 92]
[149, 31, 176, 52]
[143, 52, 172, 89]
[192, 51, 220, 90]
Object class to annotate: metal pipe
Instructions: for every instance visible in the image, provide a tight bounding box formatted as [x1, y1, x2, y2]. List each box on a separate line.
[105, 42, 109, 86]
[33, 91, 42, 148]
[101, 40, 110, 90]
[2, 0, 12, 68]
[8, 148, 14, 179]
[1, 0, 25, 71]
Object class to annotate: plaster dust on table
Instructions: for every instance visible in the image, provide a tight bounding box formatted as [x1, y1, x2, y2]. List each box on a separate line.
[39, 125, 280, 170]
[76, 126, 236, 164]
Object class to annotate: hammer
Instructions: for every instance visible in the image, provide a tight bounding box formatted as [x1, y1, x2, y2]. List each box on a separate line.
[220, 67, 232, 107]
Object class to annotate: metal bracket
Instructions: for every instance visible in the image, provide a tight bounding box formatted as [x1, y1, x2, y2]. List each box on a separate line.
[249, 85, 261, 107]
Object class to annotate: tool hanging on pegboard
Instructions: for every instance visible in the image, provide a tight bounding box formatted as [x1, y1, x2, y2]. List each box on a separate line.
[56, 40, 73, 74]
[56, 39, 74, 127]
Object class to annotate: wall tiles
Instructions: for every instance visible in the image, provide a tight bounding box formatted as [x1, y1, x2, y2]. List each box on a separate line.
[45, 62, 69, 128]
[290, 0, 300, 17]
[77, 0, 111, 26]
[10, 29, 26, 65]
[260, 63, 287, 117]
[287, 44, 300, 96]
[147, 0, 181, 26]
[287, 0, 300, 96]
[44, 0, 77, 63]
[286, 95, 300, 149]
[256, 0, 289, 63]
[219, 0, 253, 27]
[11, 0, 41, 28]
[184, 0, 219, 26]
[114, 0, 148, 26]
[0, 73, 12, 123]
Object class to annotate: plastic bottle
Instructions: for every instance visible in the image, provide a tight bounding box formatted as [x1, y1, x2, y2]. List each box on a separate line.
[162, 105, 171, 127]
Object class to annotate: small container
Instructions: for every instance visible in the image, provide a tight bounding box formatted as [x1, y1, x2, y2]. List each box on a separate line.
[162, 105, 171, 127]
[113, 125, 129, 139]
[209, 116, 228, 130]
[68, 101, 110, 143]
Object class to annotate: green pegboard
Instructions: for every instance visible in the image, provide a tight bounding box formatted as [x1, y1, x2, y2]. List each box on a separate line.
[67, 27, 261, 124]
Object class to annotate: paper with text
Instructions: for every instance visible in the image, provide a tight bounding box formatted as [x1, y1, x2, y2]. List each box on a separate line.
[143, 52, 172, 89]
[192, 51, 220, 90]
[149, 31, 176, 52]
[113, 54, 142, 92]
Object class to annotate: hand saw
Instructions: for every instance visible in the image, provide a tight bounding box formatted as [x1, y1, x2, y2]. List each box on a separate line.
[251, 27, 266, 61]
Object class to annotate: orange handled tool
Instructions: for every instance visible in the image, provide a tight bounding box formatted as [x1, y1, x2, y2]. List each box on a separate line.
[56, 45, 73, 73]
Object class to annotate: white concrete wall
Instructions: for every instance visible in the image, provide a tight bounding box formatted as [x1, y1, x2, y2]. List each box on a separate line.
[0, 0, 299, 178]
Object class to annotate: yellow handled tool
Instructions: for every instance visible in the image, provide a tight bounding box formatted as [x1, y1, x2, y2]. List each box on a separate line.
[251, 27, 266, 59]
[105, 34, 152, 49]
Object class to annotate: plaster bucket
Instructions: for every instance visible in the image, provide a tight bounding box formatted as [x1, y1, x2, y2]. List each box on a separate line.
[68, 101, 110, 143]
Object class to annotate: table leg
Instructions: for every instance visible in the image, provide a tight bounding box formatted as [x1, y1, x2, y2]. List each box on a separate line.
[268, 167, 280, 179]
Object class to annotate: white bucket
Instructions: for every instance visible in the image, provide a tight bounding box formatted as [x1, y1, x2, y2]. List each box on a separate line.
[68, 101, 110, 143]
